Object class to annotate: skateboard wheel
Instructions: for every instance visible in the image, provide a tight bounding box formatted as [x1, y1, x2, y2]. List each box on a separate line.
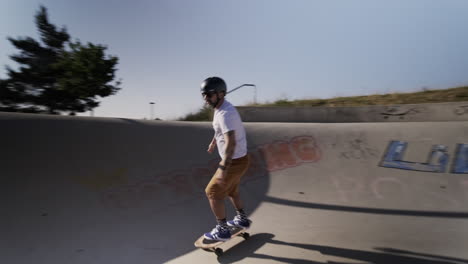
[242, 232, 250, 239]
[214, 248, 223, 256]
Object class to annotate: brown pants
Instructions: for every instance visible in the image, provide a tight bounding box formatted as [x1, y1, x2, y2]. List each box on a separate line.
[205, 155, 250, 200]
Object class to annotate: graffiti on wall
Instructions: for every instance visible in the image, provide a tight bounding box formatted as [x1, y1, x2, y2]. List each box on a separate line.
[380, 106, 426, 120]
[332, 133, 379, 160]
[454, 105, 468, 115]
[258, 136, 322, 171]
[100, 135, 322, 209]
[453, 144, 468, 173]
[380, 141, 468, 173]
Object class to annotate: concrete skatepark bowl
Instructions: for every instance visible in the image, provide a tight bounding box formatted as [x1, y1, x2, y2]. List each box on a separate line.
[1, 112, 468, 263]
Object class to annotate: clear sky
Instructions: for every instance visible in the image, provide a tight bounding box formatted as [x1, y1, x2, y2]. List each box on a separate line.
[2, 0, 468, 120]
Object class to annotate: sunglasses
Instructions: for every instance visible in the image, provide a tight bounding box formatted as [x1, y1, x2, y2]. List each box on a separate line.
[202, 91, 216, 97]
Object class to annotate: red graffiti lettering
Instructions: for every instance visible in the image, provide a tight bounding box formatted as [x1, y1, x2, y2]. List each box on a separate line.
[159, 170, 194, 195]
[291, 136, 321, 162]
[260, 141, 297, 171]
[99, 135, 322, 209]
[259, 136, 321, 172]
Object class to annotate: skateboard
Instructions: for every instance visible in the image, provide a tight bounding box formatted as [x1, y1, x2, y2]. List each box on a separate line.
[194, 226, 250, 256]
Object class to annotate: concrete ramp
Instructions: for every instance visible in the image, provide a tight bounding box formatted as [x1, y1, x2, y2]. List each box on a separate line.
[1, 112, 468, 264]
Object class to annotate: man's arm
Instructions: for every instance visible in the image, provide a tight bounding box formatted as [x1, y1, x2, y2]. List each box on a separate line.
[219, 130, 236, 169]
[207, 135, 216, 154]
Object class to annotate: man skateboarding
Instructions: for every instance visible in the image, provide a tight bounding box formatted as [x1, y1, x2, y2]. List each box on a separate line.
[200, 76, 252, 241]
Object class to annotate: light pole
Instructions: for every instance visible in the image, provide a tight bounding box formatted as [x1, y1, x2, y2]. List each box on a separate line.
[149, 102, 155, 120]
[227, 84, 257, 104]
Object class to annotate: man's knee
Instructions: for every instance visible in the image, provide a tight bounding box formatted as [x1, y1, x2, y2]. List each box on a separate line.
[205, 186, 213, 198]
[205, 185, 225, 200]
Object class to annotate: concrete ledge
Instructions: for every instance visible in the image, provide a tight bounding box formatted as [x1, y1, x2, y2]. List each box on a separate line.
[237, 101, 468, 122]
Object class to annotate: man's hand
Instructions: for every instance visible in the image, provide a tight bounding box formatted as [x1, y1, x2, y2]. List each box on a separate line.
[207, 142, 216, 154]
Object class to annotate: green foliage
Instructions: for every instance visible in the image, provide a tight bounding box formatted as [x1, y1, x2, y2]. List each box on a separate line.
[455, 90, 468, 98]
[179, 105, 213, 121]
[260, 86, 468, 108]
[0, 6, 121, 115]
[272, 99, 292, 106]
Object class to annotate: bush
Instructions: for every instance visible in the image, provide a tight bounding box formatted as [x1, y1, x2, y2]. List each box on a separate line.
[179, 105, 213, 121]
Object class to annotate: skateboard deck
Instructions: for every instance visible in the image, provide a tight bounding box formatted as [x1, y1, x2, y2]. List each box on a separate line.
[194, 226, 250, 256]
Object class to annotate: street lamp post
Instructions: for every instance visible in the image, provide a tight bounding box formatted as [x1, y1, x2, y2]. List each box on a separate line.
[149, 102, 155, 120]
[227, 83, 257, 104]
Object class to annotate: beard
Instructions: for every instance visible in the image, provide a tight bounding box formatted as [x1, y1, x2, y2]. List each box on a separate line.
[207, 95, 220, 108]
[209, 102, 217, 108]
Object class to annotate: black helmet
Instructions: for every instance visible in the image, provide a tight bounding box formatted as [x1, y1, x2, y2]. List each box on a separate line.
[200, 77, 227, 95]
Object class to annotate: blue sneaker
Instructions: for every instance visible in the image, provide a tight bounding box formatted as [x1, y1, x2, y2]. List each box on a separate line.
[203, 225, 231, 241]
[227, 215, 251, 229]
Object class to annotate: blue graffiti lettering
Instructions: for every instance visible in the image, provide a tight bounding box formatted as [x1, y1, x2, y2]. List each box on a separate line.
[452, 144, 468, 173]
[380, 141, 449, 173]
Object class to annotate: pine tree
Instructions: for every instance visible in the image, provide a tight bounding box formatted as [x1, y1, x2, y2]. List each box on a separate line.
[0, 6, 121, 115]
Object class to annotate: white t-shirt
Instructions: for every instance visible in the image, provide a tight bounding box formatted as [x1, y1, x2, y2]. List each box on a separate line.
[213, 100, 247, 159]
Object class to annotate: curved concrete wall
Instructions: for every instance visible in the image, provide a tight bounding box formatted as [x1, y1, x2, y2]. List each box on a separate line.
[1, 112, 468, 263]
[237, 101, 468, 122]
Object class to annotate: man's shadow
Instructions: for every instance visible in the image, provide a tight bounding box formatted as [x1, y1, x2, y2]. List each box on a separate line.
[216, 233, 468, 264]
